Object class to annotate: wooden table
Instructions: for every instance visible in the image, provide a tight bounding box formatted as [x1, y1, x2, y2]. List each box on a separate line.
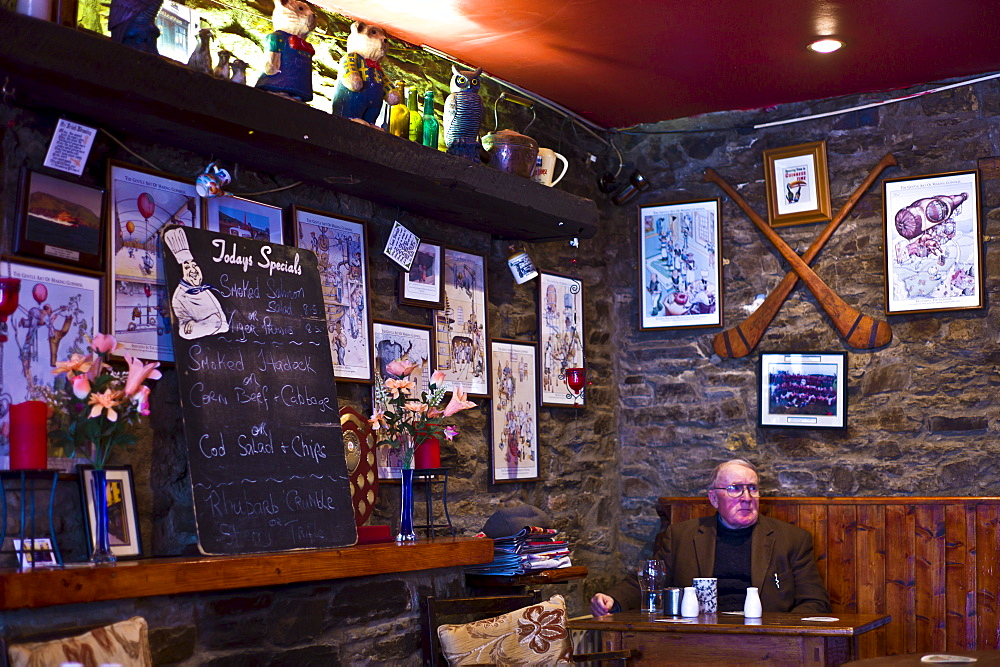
[845, 651, 1000, 665]
[465, 565, 588, 595]
[568, 611, 892, 666]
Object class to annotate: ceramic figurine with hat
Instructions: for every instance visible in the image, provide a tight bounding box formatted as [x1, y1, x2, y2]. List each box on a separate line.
[331, 21, 401, 125]
[255, 0, 317, 102]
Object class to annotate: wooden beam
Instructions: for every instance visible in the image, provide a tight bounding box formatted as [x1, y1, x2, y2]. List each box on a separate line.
[0, 536, 494, 610]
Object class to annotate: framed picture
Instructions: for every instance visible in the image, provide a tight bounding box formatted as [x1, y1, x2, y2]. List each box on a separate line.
[762, 141, 833, 227]
[538, 272, 585, 407]
[16, 169, 106, 270]
[204, 195, 284, 244]
[372, 320, 433, 479]
[399, 240, 445, 309]
[79, 465, 142, 559]
[638, 199, 723, 330]
[433, 247, 490, 397]
[758, 351, 847, 430]
[292, 206, 373, 383]
[107, 161, 201, 363]
[13, 538, 59, 569]
[882, 170, 983, 315]
[0, 260, 101, 471]
[490, 339, 539, 483]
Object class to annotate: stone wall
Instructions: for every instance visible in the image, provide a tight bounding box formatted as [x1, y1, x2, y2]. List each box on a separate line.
[603, 77, 1000, 577]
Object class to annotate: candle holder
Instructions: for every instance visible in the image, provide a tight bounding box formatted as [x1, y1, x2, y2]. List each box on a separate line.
[0, 278, 22, 343]
[565, 367, 586, 402]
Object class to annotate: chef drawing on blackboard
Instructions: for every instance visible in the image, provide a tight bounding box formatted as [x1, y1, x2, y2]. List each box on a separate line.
[164, 227, 230, 340]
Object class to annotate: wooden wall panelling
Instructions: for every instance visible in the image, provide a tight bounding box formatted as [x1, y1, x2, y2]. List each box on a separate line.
[828, 504, 857, 613]
[977, 504, 1000, 648]
[883, 503, 915, 655]
[857, 503, 886, 657]
[657, 497, 1000, 657]
[944, 503, 977, 651]
[914, 504, 946, 651]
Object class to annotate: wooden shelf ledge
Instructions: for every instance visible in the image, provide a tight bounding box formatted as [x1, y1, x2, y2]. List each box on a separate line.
[0, 11, 598, 241]
[0, 536, 494, 610]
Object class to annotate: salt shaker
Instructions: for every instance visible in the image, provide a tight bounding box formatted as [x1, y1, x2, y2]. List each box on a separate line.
[680, 586, 700, 617]
[744, 586, 762, 618]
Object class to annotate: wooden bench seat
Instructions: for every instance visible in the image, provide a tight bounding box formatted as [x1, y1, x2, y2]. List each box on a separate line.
[657, 496, 1000, 659]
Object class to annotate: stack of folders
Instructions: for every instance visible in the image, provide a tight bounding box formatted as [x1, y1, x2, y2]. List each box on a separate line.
[466, 526, 573, 576]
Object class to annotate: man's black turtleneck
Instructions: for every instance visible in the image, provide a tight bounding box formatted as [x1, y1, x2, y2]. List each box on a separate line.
[714, 517, 755, 612]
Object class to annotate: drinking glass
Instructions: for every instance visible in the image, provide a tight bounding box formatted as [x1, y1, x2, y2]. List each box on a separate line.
[637, 559, 667, 613]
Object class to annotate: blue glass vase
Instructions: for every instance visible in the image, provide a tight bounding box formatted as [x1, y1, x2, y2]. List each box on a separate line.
[396, 467, 417, 542]
[90, 469, 116, 564]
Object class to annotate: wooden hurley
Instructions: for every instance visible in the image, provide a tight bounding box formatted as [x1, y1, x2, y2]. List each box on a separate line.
[705, 156, 895, 354]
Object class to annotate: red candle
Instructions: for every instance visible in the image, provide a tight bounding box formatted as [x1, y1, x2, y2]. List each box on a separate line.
[9, 400, 48, 470]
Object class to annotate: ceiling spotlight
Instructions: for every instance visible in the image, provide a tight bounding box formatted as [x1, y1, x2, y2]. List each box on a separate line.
[808, 38, 844, 53]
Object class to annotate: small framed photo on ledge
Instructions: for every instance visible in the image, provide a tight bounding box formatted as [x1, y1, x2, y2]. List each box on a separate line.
[758, 351, 847, 430]
[13, 538, 59, 569]
[762, 141, 832, 228]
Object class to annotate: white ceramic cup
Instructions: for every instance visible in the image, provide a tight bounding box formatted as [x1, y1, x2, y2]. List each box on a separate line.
[531, 148, 568, 186]
[692, 577, 718, 613]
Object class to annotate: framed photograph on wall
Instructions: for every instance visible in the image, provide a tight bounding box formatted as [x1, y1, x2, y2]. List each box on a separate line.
[204, 195, 284, 244]
[433, 247, 490, 397]
[292, 206, 373, 383]
[0, 260, 101, 471]
[79, 465, 142, 559]
[538, 272, 585, 407]
[758, 351, 847, 430]
[490, 339, 539, 483]
[637, 199, 723, 330]
[882, 170, 983, 315]
[398, 240, 445, 309]
[16, 169, 106, 270]
[763, 140, 833, 227]
[107, 161, 201, 363]
[372, 320, 433, 480]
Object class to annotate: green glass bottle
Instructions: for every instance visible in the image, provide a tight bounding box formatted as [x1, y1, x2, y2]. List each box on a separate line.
[407, 88, 423, 142]
[422, 90, 440, 149]
[389, 81, 409, 138]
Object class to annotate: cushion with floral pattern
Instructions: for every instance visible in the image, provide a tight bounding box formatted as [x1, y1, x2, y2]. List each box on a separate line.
[7, 616, 152, 667]
[437, 594, 572, 665]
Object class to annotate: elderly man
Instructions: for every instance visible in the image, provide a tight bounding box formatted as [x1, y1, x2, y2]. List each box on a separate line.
[591, 459, 830, 615]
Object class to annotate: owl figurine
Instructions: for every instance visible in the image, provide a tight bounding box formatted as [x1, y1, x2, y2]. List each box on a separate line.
[108, 0, 163, 54]
[255, 0, 317, 102]
[444, 65, 484, 161]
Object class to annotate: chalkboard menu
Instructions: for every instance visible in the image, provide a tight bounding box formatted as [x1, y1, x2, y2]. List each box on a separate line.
[161, 224, 357, 554]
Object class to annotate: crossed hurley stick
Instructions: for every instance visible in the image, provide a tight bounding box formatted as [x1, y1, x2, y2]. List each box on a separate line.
[705, 152, 897, 358]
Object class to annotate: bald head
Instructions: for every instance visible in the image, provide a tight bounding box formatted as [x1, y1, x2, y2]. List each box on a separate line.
[706, 459, 757, 490]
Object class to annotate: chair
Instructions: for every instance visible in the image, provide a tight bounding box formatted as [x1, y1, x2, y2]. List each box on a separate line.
[421, 592, 633, 666]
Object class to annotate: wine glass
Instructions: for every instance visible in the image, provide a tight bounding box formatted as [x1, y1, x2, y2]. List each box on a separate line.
[0, 278, 22, 343]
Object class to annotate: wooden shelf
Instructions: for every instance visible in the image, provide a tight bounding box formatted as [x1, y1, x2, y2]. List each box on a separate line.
[0, 536, 494, 610]
[0, 11, 598, 241]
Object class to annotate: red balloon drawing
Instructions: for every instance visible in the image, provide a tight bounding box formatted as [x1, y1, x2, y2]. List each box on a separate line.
[32, 283, 48, 304]
[137, 192, 155, 221]
[144, 284, 152, 299]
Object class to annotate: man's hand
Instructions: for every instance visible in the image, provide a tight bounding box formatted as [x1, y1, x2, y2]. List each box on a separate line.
[590, 593, 615, 617]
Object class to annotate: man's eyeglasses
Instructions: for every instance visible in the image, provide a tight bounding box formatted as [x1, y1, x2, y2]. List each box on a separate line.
[710, 484, 760, 498]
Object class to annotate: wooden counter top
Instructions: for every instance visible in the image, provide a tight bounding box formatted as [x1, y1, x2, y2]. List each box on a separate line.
[0, 536, 493, 610]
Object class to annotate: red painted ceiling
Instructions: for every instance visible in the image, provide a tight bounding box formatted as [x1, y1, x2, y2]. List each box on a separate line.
[318, 0, 1000, 128]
